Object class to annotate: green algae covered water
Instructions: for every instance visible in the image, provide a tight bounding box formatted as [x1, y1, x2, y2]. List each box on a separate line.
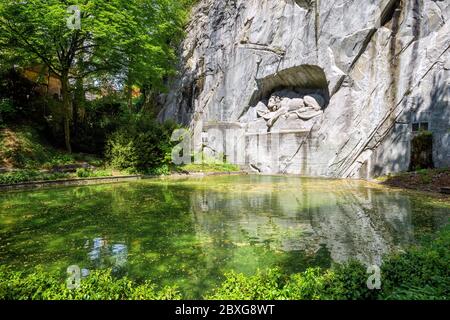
[0, 175, 449, 298]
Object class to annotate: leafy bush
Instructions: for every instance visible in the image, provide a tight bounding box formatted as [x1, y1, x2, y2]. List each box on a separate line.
[378, 225, 450, 300]
[105, 116, 179, 174]
[0, 168, 113, 184]
[0, 70, 40, 124]
[205, 267, 346, 300]
[0, 267, 180, 300]
[70, 96, 127, 155]
[0, 98, 14, 123]
[205, 265, 366, 300]
[205, 268, 288, 300]
[75, 168, 112, 178]
[0, 170, 70, 185]
[284, 268, 344, 300]
[206, 223, 450, 300]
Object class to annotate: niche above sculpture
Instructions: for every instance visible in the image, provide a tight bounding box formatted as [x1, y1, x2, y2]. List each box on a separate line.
[238, 65, 330, 132]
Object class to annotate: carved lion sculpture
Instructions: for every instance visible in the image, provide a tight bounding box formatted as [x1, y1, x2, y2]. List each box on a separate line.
[256, 92, 325, 128]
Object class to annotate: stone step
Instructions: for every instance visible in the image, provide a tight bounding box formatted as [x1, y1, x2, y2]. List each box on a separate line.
[441, 187, 450, 195]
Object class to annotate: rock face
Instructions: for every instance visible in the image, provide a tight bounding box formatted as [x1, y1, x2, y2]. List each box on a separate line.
[159, 0, 450, 178]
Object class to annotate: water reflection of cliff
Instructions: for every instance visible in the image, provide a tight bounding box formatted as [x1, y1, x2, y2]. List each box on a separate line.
[190, 177, 414, 266]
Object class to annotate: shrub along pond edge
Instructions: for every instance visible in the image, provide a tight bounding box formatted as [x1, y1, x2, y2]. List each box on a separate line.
[0, 171, 247, 191]
[1, 220, 448, 300]
[0, 175, 143, 191]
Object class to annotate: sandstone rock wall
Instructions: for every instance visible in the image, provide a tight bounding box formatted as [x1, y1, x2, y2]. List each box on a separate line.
[159, 0, 450, 178]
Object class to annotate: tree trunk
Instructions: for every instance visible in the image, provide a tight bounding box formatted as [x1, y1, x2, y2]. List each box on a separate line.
[73, 77, 84, 139]
[127, 71, 133, 111]
[61, 72, 72, 153]
[127, 85, 133, 111]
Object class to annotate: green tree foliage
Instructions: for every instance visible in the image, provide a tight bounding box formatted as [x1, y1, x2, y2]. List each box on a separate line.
[118, 0, 188, 109]
[0, 0, 189, 152]
[0, 69, 40, 124]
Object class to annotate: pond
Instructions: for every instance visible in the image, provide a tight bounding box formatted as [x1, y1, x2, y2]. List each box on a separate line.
[0, 175, 449, 298]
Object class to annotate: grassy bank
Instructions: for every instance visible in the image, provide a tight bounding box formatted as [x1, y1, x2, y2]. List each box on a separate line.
[377, 168, 450, 194]
[0, 125, 243, 185]
[0, 126, 102, 170]
[0, 168, 116, 185]
[0, 125, 139, 185]
[1, 221, 448, 300]
[177, 162, 240, 173]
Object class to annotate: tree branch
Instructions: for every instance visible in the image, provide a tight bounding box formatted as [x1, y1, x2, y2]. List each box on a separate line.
[1, 17, 62, 78]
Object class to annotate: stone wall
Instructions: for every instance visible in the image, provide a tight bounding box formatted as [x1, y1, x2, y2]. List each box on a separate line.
[160, 0, 450, 177]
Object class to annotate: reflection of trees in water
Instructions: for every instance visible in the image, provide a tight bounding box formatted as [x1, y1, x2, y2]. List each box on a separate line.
[87, 237, 128, 273]
[189, 178, 416, 266]
[0, 183, 187, 263]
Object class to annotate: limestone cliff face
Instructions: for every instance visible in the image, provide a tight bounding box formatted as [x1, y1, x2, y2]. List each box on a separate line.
[159, 0, 450, 178]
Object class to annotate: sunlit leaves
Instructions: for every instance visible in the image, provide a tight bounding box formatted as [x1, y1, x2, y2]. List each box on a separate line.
[0, 0, 189, 90]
